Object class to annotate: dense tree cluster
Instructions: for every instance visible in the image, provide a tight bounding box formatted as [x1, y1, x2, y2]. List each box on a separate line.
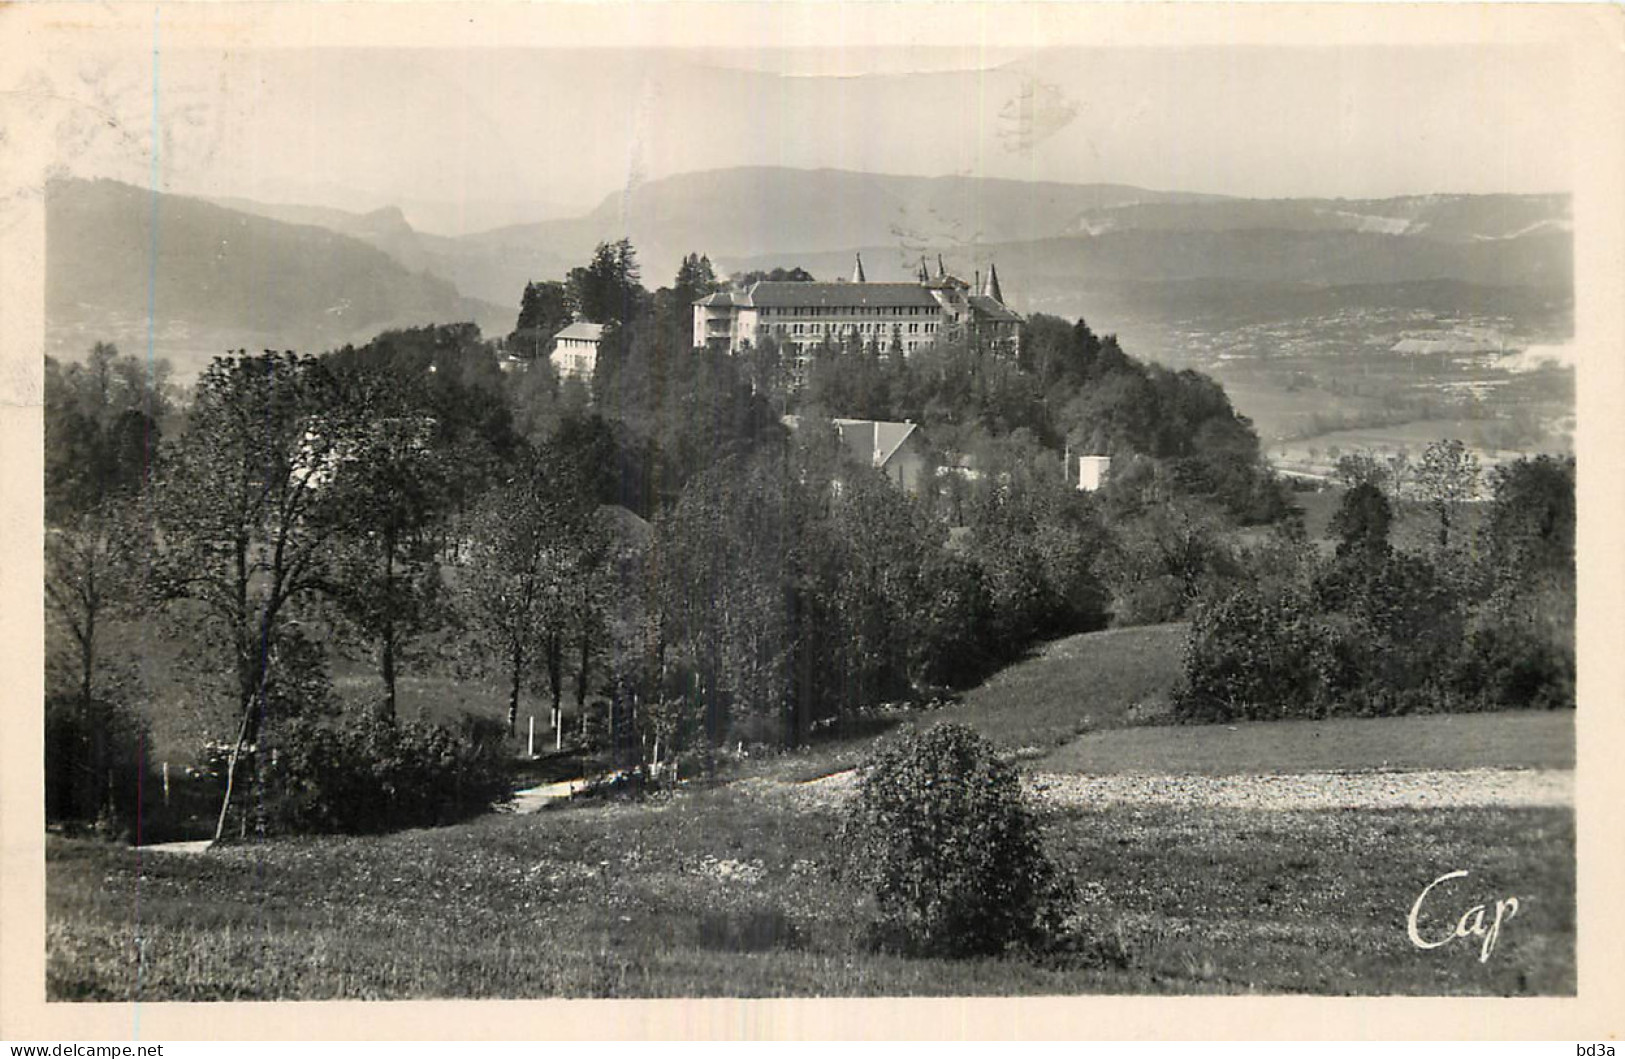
[797, 313, 1290, 523]
[1179, 448, 1575, 721]
[43, 343, 168, 829]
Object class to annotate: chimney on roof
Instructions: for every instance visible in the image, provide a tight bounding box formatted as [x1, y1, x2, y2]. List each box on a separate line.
[936, 253, 946, 278]
[984, 261, 1004, 303]
[917, 256, 930, 283]
[851, 253, 866, 283]
[975, 269, 981, 293]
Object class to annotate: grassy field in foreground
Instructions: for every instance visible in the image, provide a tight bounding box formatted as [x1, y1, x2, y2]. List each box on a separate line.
[47, 786, 1573, 998]
[1038, 710, 1575, 776]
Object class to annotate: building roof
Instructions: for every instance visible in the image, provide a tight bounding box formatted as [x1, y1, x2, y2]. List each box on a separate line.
[982, 261, 1004, 303]
[696, 291, 739, 307]
[737, 281, 940, 310]
[553, 321, 605, 342]
[967, 295, 1022, 323]
[784, 415, 919, 470]
[837, 418, 918, 469]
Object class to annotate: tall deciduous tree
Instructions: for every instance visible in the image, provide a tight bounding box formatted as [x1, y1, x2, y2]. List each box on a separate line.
[152, 351, 356, 841]
[322, 369, 453, 722]
[1416, 439, 1482, 550]
[458, 450, 594, 736]
[43, 345, 168, 823]
[1482, 455, 1575, 586]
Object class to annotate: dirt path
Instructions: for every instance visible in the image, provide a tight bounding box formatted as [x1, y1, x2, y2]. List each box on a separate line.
[510, 779, 584, 813]
[787, 767, 1574, 812]
[135, 839, 215, 855]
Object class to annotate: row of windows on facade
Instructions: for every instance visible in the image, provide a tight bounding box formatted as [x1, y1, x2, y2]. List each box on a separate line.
[753, 305, 941, 318]
[778, 342, 926, 362]
[768, 321, 939, 337]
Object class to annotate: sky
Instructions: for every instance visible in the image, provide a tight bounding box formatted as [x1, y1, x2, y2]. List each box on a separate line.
[47, 41, 1575, 236]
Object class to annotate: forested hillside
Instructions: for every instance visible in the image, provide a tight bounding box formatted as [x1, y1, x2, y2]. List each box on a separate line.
[43, 238, 1573, 848]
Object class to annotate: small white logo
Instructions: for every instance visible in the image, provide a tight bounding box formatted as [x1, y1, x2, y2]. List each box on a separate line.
[1407, 870, 1521, 963]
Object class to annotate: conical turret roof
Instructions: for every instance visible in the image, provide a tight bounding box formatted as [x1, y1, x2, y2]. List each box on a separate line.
[983, 261, 1004, 303]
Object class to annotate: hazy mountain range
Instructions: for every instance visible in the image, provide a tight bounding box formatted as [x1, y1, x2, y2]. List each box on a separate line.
[46, 168, 1571, 381]
[46, 179, 512, 380]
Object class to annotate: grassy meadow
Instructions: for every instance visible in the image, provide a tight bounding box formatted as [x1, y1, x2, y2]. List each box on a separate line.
[48, 623, 1575, 999]
[1040, 710, 1574, 776]
[47, 788, 1573, 998]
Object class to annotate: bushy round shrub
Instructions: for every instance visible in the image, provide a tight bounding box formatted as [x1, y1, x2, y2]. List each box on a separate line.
[1454, 619, 1575, 711]
[1175, 583, 1328, 722]
[838, 723, 1074, 958]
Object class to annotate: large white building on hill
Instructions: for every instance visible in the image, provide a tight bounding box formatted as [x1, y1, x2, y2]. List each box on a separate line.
[693, 255, 1022, 370]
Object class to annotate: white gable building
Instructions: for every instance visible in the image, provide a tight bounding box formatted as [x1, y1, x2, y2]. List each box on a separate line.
[550, 321, 604, 383]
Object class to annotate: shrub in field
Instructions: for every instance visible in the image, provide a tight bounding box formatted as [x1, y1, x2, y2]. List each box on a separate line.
[1310, 550, 1467, 715]
[1175, 582, 1328, 722]
[839, 723, 1074, 958]
[1454, 607, 1575, 711]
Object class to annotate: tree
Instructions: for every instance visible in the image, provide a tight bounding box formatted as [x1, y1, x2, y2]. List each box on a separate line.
[459, 451, 593, 736]
[568, 239, 646, 326]
[325, 325, 521, 557]
[322, 373, 453, 722]
[1334, 450, 1391, 493]
[45, 346, 169, 522]
[1312, 549, 1466, 714]
[839, 724, 1074, 957]
[152, 352, 359, 841]
[1329, 482, 1393, 560]
[1416, 439, 1481, 550]
[510, 280, 575, 358]
[824, 470, 932, 714]
[43, 499, 152, 825]
[1177, 578, 1327, 722]
[1481, 455, 1575, 586]
[1455, 455, 1577, 711]
[671, 252, 720, 310]
[43, 348, 166, 669]
[45, 501, 147, 724]
[44, 346, 169, 825]
[911, 551, 996, 689]
[653, 451, 798, 746]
